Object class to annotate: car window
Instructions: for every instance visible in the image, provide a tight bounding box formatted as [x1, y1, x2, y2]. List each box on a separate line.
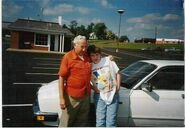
[120, 61, 157, 89]
[147, 66, 184, 90]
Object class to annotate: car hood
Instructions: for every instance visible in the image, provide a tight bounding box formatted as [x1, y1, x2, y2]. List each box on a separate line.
[38, 79, 61, 114]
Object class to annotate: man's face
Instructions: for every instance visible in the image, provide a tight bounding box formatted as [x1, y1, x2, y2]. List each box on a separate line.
[74, 39, 88, 56]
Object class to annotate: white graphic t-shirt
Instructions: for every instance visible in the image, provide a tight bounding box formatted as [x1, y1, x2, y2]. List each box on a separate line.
[91, 57, 119, 104]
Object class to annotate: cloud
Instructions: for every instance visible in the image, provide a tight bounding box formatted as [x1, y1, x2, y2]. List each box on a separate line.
[126, 23, 156, 32]
[91, 18, 102, 23]
[163, 14, 179, 21]
[43, 4, 74, 16]
[34, 0, 50, 7]
[101, 0, 108, 7]
[2, 1, 23, 19]
[64, 17, 102, 26]
[74, 18, 102, 26]
[127, 13, 180, 24]
[96, 0, 113, 8]
[127, 13, 161, 24]
[76, 7, 90, 14]
[125, 13, 175, 34]
[43, 3, 91, 16]
[127, 17, 144, 23]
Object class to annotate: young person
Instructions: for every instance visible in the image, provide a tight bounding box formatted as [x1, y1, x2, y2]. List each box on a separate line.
[87, 45, 121, 127]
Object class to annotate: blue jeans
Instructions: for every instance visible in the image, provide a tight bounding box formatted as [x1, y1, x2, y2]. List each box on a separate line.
[94, 92, 119, 127]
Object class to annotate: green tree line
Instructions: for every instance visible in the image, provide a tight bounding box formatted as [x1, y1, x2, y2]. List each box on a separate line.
[62, 20, 129, 42]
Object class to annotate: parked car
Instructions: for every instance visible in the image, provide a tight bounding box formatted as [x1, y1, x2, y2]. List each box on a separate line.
[33, 60, 184, 127]
[164, 47, 181, 52]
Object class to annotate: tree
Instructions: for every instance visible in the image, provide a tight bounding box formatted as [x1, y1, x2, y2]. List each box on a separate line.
[69, 20, 78, 36]
[62, 24, 68, 29]
[106, 30, 116, 40]
[93, 23, 107, 40]
[119, 35, 129, 42]
[86, 23, 94, 39]
[76, 25, 87, 37]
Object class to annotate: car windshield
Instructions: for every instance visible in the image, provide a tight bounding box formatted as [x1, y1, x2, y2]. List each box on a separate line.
[120, 61, 157, 89]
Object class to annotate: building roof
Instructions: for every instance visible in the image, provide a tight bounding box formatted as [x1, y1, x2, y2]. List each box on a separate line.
[8, 19, 74, 36]
[2, 21, 13, 30]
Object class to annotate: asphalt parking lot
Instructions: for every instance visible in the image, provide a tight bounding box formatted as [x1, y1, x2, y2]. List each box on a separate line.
[2, 45, 63, 127]
[2, 44, 183, 127]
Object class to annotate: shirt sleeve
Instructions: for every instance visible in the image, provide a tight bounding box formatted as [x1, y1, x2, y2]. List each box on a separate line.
[105, 56, 119, 73]
[110, 60, 119, 74]
[58, 54, 69, 77]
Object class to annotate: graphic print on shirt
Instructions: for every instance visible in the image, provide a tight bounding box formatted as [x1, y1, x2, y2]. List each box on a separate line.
[92, 65, 115, 92]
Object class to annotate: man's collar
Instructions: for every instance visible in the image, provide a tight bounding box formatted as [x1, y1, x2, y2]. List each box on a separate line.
[71, 49, 78, 59]
[71, 49, 89, 60]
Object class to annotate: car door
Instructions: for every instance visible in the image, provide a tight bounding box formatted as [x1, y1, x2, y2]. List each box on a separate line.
[117, 87, 131, 126]
[128, 66, 184, 127]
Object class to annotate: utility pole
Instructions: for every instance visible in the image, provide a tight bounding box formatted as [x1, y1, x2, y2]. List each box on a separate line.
[155, 26, 157, 39]
[155, 26, 157, 43]
[116, 9, 125, 53]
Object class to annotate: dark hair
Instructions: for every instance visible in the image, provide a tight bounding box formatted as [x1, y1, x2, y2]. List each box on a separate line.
[87, 45, 101, 56]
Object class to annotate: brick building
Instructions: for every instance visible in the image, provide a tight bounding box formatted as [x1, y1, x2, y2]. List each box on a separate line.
[8, 19, 74, 52]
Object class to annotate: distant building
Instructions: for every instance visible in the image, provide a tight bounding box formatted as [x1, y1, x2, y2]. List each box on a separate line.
[89, 32, 97, 40]
[134, 38, 156, 44]
[135, 37, 184, 44]
[156, 38, 184, 44]
[8, 18, 74, 52]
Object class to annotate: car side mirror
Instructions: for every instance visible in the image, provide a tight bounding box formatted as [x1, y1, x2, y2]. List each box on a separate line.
[141, 83, 153, 92]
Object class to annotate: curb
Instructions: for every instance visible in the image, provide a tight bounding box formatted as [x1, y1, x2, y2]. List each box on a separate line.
[6, 48, 66, 55]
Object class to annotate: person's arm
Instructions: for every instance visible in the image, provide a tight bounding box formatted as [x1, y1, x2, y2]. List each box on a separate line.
[91, 84, 100, 93]
[58, 55, 68, 110]
[109, 59, 121, 92]
[59, 76, 66, 110]
[116, 72, 121, 92]
[91, 74, 100, 93]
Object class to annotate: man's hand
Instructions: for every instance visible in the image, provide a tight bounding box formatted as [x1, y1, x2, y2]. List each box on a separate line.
[60, 97, 66, 110]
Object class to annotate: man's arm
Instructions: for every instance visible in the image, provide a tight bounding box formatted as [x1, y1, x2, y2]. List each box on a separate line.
[58, 76, 66, 109]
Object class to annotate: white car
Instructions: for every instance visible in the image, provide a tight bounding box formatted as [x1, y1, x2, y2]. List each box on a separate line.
[33, 60, 184, 127]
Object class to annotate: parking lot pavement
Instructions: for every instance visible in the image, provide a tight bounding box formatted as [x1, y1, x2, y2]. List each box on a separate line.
[101, 48, 184, 69]
[2, 48, 63, 127]
[3, 106, 44, 127]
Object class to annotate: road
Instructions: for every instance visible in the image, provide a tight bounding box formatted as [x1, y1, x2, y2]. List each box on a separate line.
[2, 45, 183, 127]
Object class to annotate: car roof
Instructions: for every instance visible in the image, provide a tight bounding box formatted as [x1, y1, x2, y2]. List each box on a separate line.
[139, 60, 184, 67]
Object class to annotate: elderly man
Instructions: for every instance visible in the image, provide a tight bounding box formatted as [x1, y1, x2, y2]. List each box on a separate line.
[58, 35, 92, 127]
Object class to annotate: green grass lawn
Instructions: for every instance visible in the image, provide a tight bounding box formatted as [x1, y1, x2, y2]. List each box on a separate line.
[88, 40, 184, 50]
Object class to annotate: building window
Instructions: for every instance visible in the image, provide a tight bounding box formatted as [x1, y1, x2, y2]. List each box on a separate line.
[35, 34, 48, 46]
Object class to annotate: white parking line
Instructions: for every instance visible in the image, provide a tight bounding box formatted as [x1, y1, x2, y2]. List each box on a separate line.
[32, 67, 59, 70]
[25, 72, 58, 75]
[102, 48, 153, 59]
[13, 82, 47, 85]
[33, 57, 61, 61]
[102, 52, 122, 59]
[2, 104, 33, 107]
[36, 63, 60, 66]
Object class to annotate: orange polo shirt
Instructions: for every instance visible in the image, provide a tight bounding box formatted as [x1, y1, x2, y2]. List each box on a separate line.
[58, 49, 92, 98]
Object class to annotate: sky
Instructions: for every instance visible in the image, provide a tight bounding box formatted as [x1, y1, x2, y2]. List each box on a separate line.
[2, 0, 184, 41]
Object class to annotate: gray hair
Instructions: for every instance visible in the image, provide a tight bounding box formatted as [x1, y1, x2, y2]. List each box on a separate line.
[73, 35, 86, 44]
